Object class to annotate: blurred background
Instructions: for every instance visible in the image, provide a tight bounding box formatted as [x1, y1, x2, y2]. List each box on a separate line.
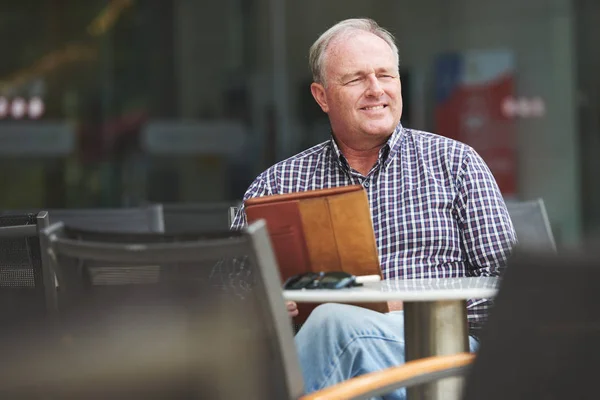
[0, 0, 598, 248]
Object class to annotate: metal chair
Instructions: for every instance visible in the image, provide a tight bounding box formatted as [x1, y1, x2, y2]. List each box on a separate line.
[0, 205, 165, 233]
[506, 198, 556, 252]
[460, 247, 600, 399]
[160, 202, 241, 233]
[0, 220, 298, 398]
[0, 212, 57, 326]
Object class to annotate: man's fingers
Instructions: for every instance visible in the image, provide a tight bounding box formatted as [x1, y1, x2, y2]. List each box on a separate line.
[286, 301, 298, 317]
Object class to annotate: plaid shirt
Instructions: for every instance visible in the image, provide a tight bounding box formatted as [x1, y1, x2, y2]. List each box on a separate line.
[231, 123, 516, 331]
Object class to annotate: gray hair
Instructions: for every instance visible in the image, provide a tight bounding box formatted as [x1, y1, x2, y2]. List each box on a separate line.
[309, 18, 399, 86]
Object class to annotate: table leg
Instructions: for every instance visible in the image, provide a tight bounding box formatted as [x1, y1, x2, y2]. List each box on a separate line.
[404, 300, 469, 400]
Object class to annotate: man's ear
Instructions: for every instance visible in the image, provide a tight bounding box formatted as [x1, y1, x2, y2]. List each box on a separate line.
[310, 82, 329, 113]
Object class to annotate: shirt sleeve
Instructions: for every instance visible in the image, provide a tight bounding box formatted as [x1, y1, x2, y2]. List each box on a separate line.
[455, 148, 517, 277]
[230, 175, 274, 230]
[455, 148, 517, 332]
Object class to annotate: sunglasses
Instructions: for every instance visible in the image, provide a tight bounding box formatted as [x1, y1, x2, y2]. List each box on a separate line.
[283, 271, 363, 290]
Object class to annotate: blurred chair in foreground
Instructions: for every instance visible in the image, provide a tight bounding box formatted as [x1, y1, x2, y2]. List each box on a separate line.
[0, 220, 300, 399]
[461, 248, 600, 399]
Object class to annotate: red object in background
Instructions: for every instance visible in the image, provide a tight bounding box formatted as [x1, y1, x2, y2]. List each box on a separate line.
[434, 51, 517, 196]
[78, 110, 148, 164]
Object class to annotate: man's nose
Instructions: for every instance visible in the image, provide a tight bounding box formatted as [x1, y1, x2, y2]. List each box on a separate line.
[365, 74, 384, 97]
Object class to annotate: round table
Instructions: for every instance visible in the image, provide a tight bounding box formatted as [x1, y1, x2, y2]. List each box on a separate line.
[283, 276, 498, 302]
[284, 276, 499, 400]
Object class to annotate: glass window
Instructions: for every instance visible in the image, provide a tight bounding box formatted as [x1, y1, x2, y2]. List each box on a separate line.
[0, 0, 598, 246]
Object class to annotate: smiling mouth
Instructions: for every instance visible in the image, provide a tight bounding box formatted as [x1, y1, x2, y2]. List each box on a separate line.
[361, 105, 387, 111]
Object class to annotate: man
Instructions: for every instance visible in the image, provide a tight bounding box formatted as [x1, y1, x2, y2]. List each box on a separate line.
[231, 18, 516, 399]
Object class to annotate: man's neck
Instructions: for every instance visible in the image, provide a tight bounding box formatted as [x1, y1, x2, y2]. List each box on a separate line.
[336, 139, 386, 176]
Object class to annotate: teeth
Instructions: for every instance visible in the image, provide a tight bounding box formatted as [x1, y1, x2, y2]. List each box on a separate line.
[364, 105, 385, 111]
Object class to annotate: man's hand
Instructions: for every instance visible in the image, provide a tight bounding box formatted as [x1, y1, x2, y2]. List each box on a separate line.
[286, 301, 299, 317]
[388, 301, 403, 311]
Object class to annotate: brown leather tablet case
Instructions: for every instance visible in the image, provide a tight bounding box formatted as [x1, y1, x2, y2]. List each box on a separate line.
[244, 185, 389, 325]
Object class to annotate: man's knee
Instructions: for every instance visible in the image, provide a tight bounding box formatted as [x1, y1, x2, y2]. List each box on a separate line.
[300, 303, 364, 333]
[299, 303, 399, 339]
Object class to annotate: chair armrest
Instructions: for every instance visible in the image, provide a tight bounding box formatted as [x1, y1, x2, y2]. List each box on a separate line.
[299, 352, 475, 400]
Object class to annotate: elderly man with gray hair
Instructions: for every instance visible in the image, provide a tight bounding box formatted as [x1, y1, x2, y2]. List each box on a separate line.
[231, 18, 515, 399]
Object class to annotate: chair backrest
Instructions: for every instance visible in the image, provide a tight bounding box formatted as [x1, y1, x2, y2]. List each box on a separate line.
[1, 205, 165, 233]
[462, 248, 600, 399]
[505, 198, 556, 252]
[0, 211, 56, 325]
[161, 202, 240, 233]
[15, 220, 303, 399]
[50, 205, 165, 233]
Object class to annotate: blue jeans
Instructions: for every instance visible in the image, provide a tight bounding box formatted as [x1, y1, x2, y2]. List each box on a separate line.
[295, 303, 479, 400]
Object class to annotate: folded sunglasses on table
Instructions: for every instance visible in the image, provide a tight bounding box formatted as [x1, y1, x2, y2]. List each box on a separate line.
[283, 271, 363, 290]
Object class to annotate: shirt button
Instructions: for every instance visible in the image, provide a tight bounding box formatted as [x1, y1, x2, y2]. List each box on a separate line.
[363, 181, 370, 188]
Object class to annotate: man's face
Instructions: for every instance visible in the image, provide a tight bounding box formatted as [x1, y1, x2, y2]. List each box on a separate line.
[311, 31, 403, 149]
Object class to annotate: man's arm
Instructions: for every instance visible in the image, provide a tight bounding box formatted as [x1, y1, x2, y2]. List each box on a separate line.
[455, 148, 517, 276]
[454, 148, 517, 331]
[230, 176, 274, 230]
